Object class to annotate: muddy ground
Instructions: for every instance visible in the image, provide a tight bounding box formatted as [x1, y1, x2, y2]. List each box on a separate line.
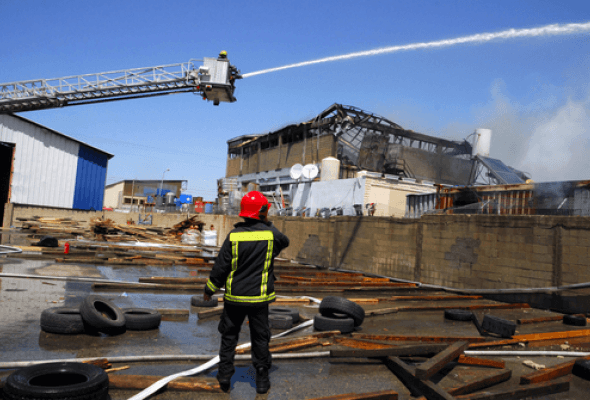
[2, 249, 590, 399]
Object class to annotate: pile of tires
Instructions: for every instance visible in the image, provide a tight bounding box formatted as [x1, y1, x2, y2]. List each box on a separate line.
[268, 307, 300, 329]
[40, 295, 161, 335]
[314, 296, 365, 334]
[3, 362, 109, 400]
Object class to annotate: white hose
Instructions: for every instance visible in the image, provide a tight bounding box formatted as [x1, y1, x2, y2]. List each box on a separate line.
[465, 350, 590, 357]
[127, 319, 315, 400]
[0, 245, 22, 255]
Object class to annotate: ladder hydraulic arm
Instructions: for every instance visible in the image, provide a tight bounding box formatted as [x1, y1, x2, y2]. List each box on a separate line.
[0, 55, 242, 113]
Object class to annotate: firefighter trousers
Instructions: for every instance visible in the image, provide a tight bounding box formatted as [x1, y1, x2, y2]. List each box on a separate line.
[218, 302, 271, 377]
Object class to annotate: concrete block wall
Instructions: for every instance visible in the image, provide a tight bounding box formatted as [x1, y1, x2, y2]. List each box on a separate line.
[5, 202, 590, 290]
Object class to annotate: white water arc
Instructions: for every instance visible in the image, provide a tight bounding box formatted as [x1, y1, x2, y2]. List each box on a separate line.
[242, 22, 590, 78]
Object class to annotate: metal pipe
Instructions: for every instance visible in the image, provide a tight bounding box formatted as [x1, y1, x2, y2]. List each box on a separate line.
[0, 273, 162, 286]
[0, 351, 330, 370]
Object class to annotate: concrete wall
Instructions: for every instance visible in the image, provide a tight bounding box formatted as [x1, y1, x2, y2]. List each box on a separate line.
[4, 203, 590, 291]
[103, 182, 124, 209]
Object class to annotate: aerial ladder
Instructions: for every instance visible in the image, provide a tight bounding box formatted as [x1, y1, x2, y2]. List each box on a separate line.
[0, 53, 242, 113]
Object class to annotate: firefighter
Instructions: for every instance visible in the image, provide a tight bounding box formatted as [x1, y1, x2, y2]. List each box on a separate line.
[203, 191, 289, 394]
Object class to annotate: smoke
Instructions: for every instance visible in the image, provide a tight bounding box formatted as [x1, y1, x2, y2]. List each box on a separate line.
[243, 22, 590, 78]
[518, 97, 590, 181]
[474, 80, 590, 182]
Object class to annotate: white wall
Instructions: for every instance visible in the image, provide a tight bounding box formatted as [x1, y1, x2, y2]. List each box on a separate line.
[292, 178, 366, 216]
[103, 182, 125, 209]
[0, 114, 79, 208]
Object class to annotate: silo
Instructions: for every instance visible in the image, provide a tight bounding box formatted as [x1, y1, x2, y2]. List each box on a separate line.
[321, 157, 340, 181]
[472, 129, 492, 157]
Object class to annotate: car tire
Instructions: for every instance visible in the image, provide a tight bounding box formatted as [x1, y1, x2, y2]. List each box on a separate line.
[481, 314, 516, 338]
[269, 307, 300, 323]
[444, 309, 474, 322]
[314, 314, 355, 334]
[3, 362, 109, 400]
[563, 314, 587, 326]
[573, 359, 590, 380]
[269, 314, 293, 330]
[79, 295, 126, 335]
[122, 308, 161, 330]
[191, 295, 218, 308]
[40, 307, 85, 334]
[319, 296, 365, 327]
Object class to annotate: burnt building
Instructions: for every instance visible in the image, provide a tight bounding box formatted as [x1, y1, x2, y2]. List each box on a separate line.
[221, 104, 528, 216]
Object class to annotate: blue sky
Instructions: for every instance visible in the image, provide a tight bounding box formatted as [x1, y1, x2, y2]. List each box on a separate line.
[2, 0, 590, 199]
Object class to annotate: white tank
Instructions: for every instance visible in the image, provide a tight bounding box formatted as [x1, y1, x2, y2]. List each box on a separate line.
[473, 129, 492, 157]
[321, 157, 340, 181]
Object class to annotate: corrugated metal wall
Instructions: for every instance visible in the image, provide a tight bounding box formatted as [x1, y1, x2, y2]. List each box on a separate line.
[73, 146, 108, 210]
[0, 114, 79, 208]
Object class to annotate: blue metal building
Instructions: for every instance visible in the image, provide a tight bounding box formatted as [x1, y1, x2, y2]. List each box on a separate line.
[0, 113, 113, 211]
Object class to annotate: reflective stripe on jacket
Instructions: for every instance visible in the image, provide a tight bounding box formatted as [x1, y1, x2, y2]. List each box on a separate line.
[205, 220, 289, 306]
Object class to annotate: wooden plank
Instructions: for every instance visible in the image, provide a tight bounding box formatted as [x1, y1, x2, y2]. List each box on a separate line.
[197, 306, 224, 319]
[334, 337, 396, 350]
[415, 341, 469, 380]
[447, 369, 512, 396]
[352, 333, 486, 344]
[107, 375, 222, 392]
[93, 283, 205, 290]
[526, 335, 590, 348]
[468, 339, 528, 349]
[513, 329, 590, 341]
[382, 357, 455, 400]
[330, 344, 448, 359]
[305, 390, 398, 400]
[517, 316, 563, 324]
[139, 277, 208, 284]
[519, 355, 590, 384]
[396, 303, 530, 312]
[457, 355, 505, 369]
[275, 281, 417, 288]
[156, 309, 189, 316]
[365, 307, 399, 317]
[386, 295, 483, 302]
[270, 338, 322, 353]
[453, 378, 570, 400]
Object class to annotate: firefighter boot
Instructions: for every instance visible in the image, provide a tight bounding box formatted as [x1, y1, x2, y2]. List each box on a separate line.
[256, 366, 270, 394]
[216, 370, 232, 392]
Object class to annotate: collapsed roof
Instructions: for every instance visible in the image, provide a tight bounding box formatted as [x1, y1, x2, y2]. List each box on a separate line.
[227, 104, 526, 186]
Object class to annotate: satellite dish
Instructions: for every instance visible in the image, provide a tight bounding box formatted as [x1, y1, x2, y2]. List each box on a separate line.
[290, 164, 303, 180]
[302, 164, 319, 180]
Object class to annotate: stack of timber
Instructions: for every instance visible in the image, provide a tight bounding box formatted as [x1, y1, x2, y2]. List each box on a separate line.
[18, 216, 91, 240]
[166, 216, 205, 239]
[90, 216, 205, 243]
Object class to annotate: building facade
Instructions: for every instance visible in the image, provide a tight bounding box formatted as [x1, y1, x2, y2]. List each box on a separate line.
[0, 113, 112, 224]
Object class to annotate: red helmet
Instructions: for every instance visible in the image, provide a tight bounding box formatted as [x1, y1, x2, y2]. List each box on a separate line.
[239, 191, 269, 220]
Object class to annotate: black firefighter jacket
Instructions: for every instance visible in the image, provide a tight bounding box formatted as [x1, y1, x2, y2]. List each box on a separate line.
[205, 219, 290, 306]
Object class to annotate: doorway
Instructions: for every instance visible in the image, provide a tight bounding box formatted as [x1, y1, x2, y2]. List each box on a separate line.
[0, 142, 15, 227]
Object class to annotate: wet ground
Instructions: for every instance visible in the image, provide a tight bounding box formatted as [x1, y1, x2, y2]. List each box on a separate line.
[2, 251, 590, 399]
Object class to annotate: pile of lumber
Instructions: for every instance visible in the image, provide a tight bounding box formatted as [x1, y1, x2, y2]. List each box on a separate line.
[90, 218, 173, 243]
[18, 217, 92, 239]
[166, 216, 205, 238]
[90, 217, 204, 244]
